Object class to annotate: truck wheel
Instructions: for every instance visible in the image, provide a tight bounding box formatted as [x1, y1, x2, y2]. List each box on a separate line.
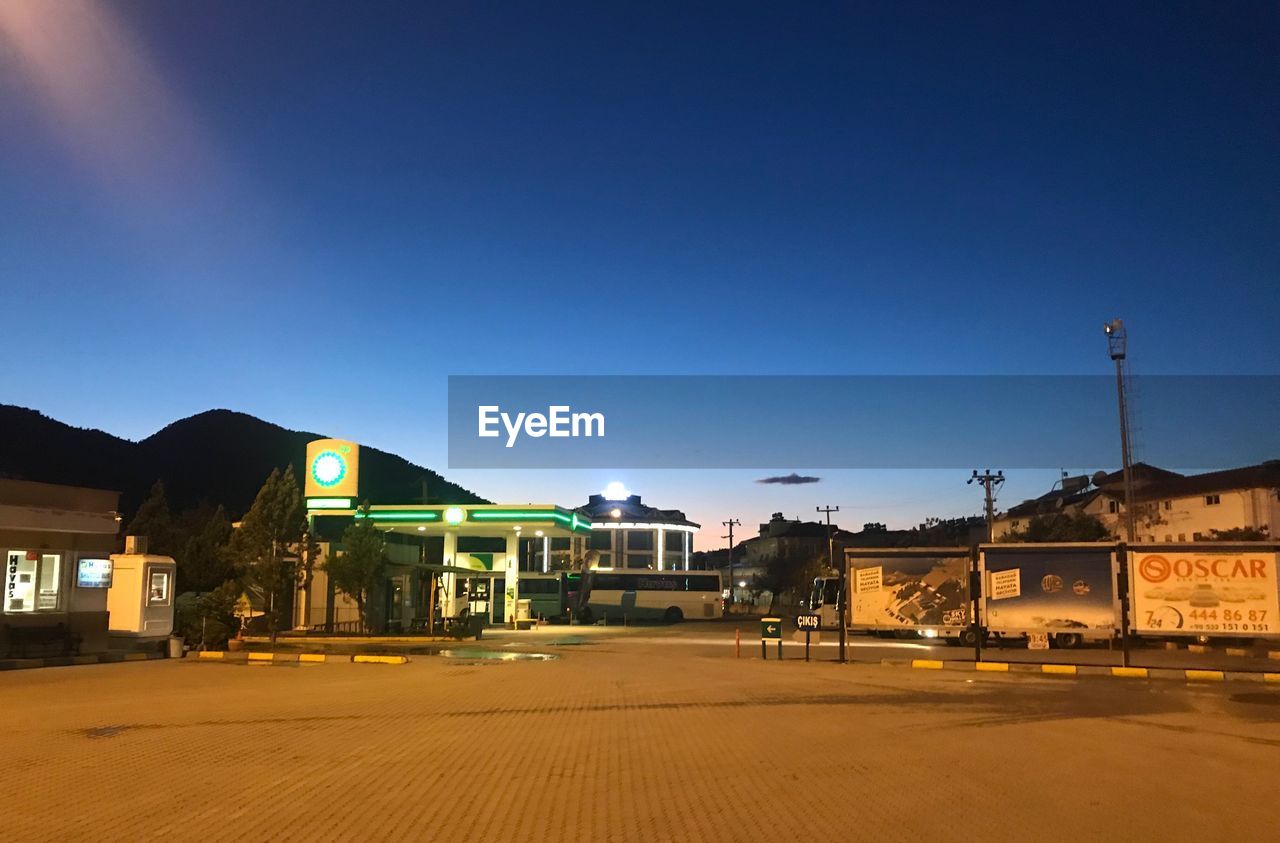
[958, 629, 979, 648]
[1054, 632, 1083, 649]
[663, 606, 683, 623]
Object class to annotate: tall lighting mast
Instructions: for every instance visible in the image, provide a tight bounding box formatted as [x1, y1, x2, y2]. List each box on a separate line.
[1105, 318, 1137, 543]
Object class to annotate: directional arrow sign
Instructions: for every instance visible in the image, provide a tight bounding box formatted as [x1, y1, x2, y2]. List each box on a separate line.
[760, 617, 782, 640]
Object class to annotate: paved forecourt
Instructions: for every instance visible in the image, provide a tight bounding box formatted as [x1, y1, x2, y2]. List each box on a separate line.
[1, 633, 1278, 841]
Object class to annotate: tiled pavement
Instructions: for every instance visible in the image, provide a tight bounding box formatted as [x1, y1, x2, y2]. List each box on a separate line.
[1, 638, 1278, 841]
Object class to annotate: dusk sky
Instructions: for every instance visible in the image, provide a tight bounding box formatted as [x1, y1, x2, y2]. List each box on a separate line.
[2, 2, 1277, 546]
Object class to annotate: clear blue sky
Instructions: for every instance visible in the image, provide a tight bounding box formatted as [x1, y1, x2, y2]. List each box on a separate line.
[2, 2, 1276, 545]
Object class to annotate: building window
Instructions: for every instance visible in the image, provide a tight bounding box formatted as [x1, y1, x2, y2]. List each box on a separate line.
[147, 569, 172, 606]
[588, 531, 613, 551]
[1205, 494, 1221, 506]
[1108, 500, 1120, 514]
[626, 531, 654, 551]
[626, 553, 653, 569]
[1192, 532, 1203, 541]
[664, 531, 687, 553]
[1164, 535, 1172, 542]
[1177, 533, 1186, 542]
[550, 537, 571, 551]
[1163, 500, 1172, 510]
[5, 551, 62, 613]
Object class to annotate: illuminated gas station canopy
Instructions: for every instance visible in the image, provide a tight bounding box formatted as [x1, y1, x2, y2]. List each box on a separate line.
[305, 502, 593, 537]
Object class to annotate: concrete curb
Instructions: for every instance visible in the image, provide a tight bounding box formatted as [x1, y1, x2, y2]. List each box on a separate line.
[190, 651, 408, 665]
[885, 658, 1280, 685]
[0, 651, 164, 671]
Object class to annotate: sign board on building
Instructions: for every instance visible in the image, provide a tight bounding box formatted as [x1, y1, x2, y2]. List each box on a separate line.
[304, 439, 360, 499]
[760, 617, 783, 640]
[77, 558, 113, 588]
[1130, 550, 1280, 637]
[848, 552, 970, 631]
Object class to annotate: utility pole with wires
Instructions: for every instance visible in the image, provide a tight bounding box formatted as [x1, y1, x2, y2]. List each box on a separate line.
[816, 505, 845, 662]
[1105, 318, 1137, 543]
[968, 470, 1005, 542]
[723, 518, 741, 609]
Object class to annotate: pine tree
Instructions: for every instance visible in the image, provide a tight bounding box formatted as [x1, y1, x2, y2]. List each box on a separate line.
[228, 467, 306, 642]
[328, 507, 388, 632]
[126, 480, 176, 555]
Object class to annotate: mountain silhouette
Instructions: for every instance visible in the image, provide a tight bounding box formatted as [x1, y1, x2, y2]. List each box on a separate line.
[0, 405, 488, 517]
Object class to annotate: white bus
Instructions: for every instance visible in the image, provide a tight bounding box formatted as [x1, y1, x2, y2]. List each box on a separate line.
[577, 570, 723, 623]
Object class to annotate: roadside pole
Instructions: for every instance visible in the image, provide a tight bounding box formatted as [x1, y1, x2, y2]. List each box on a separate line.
[797, 613, 820, 663]
[971, 549, 983, 664]
[817, 505, 845, 663]
[1117, 545, 1133, 668]
[761, 617, 782, 659]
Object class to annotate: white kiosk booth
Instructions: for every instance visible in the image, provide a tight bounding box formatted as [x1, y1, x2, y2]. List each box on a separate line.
[107, 541, 177, 645]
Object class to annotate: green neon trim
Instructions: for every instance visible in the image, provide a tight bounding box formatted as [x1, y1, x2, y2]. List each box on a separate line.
[307, 498, 352, 510]
[470, 510, 562, 521]
[468, 509, 592, 532]
[354, 511, 442, 521]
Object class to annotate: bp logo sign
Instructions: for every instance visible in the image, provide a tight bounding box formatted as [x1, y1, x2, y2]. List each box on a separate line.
[311, 450, 347, 488]
[304, 439, 360, 498]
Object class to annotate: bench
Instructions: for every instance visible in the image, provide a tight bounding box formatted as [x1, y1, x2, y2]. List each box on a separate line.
[6, 623, 82, 659]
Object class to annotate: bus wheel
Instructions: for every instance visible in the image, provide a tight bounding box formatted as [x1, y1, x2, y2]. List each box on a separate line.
[1054, 632, 1083, 649]
[663, 606, 684, 623]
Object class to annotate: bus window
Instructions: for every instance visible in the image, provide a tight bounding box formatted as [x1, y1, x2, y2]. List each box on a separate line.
[687, 575, 720, 592]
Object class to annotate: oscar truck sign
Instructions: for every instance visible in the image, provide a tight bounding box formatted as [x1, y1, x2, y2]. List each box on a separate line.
[1130, 550, 1280, 636]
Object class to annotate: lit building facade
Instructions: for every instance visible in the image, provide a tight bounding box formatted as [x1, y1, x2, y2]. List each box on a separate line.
[545, 490, 699, 571]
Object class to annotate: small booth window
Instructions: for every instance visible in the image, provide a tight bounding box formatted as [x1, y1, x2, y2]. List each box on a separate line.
[5, 551, 62, 612]
[147, 569, 172, 606]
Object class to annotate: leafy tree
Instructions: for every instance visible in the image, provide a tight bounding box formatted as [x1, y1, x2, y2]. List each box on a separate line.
[327, 507, 388, 631]
[174, 580, 241, 650]
[125, 480, 178, 555]
[997, 511, 1110, 543]
[174, 504, 234, 593]
[752, 542, 831, 612]
[227, 467, 306, 642]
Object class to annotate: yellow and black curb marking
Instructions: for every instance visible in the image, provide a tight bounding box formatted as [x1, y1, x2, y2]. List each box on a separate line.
[191, 651, 408, 665]
[886, 658, 1280, 685]
[0, 651, 163, 672]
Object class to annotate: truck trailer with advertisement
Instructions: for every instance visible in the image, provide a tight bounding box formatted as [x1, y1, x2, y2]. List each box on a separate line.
[978, 543, 1120, 649]
[804, 548, 978, 645]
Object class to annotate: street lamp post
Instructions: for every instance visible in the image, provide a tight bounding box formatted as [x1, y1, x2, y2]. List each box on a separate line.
[1105, 319, 1137, 544]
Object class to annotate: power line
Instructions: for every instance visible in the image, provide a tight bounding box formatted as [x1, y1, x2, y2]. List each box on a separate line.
[967, 470, 1004, 542]
[722, 518, 741, 608]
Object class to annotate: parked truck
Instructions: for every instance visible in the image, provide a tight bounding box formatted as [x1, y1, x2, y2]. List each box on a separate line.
[801, 548, 979, 646]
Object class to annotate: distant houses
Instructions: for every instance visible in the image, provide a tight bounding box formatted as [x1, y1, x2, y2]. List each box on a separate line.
[994, 460, 1280, 542]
